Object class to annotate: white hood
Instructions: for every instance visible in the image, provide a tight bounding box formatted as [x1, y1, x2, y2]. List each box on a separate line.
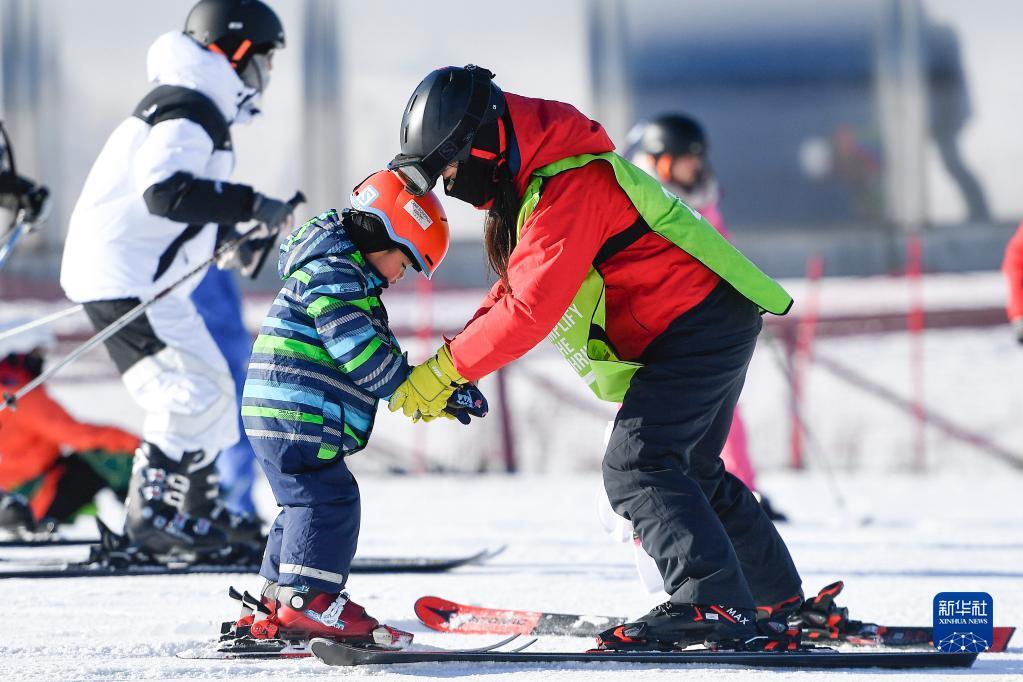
[145, 31, 260, 124]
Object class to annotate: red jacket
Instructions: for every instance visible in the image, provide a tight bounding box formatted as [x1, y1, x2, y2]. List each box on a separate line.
[0, 362, 139, 491]
[449, 93, 720, 380]
[1003, 221, 1023, 321]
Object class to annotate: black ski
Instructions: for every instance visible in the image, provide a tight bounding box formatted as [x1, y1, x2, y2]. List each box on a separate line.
[0, 537, 95, 548]
[311, 639, 978, 669]
[414, 595, 1016, 652]
[0, 547, 503, 579]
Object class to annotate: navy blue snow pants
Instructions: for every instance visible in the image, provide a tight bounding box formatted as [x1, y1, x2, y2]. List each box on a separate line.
[254, 441, 361, 593]
[602, 281, 802, 609]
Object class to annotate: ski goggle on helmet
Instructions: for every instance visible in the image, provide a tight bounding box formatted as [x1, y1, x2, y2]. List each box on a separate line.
[350, 170, 450, 279]
[388, 64, 505, 196]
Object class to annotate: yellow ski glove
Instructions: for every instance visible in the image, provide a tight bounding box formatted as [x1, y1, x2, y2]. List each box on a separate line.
[389, 344, 467, 422]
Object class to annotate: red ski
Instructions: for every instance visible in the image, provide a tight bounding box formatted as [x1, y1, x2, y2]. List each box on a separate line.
[414, 596, 1016, 652]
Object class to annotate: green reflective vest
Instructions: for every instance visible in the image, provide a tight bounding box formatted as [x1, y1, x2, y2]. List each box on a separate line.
[516, 152, 792, 402]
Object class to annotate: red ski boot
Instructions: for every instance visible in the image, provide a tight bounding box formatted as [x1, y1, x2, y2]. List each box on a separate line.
[260, 587, 411, 649]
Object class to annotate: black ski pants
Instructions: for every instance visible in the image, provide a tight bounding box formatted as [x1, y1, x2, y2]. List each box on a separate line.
[602, 281, 802, 609]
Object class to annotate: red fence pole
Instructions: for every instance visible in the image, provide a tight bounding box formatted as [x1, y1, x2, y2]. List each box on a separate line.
[791, 255, 824, 469]
[906, 234, 926, 471]
[495, 368, 518, 473]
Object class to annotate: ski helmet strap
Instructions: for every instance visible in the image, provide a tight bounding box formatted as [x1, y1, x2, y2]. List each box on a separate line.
[393, 65, 496, 195]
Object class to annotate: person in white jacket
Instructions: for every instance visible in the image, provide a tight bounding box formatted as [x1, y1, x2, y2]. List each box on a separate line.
[60, 0, 295, 557]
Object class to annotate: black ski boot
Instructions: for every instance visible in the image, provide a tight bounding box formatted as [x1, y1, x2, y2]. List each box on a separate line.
[0, 490, 34, 535]
[179, 449, 263, 547]
[752, 592, 804, 651]
[124, 442, 227, 555]
[597, 601, 759, 651]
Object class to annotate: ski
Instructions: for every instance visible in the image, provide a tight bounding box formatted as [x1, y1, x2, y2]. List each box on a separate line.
[311, 639, 978, 669]
[0, 537, 95, 548]
[414, 596, 1016, 652]
[0, 547, 503, 579]
[416, 595, 622, 636]
[177, 637, 314, 660]
[840, 624, 1016, 652]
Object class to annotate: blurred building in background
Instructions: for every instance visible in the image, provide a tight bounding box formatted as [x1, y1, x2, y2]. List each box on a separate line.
[1, 0, 1020, 288]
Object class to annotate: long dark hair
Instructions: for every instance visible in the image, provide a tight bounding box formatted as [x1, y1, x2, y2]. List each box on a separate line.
[483, 163, 520, 287]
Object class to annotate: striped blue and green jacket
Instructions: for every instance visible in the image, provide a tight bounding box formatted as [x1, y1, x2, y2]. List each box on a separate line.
[242, 209, 410, 466]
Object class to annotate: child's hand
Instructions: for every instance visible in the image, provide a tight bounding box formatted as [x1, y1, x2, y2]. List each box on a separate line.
[388, 345, 466, 421]
[444, 384, 489, 425]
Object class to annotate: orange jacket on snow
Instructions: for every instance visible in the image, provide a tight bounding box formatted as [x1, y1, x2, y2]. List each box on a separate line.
[0, 361, 139, 492]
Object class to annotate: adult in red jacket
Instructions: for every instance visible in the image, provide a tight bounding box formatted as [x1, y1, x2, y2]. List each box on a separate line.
[384, 66, 844, 651]
[0, 324, 139, 532]
[1002, 221, 1023, 343]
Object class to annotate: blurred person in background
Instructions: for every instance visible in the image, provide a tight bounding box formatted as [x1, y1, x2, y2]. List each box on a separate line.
[192, 264, 260, 518]
[385, 65, 852, 652]
[58, 0, 297, 559]
[626, 113, 786, 522]
[1001, 221, 1023, 343]
[0, 321, 139, 535]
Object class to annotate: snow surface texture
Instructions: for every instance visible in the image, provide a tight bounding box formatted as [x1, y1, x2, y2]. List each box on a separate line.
[1, 473, 1021, 681]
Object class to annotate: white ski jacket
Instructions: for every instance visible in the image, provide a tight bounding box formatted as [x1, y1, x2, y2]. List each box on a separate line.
[61, 31, 261, 302]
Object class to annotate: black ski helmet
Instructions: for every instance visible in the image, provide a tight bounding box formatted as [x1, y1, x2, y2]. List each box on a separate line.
[184, 0, 285, 71]
[633, 114, 707, 159]
[388, 65, 505, 196]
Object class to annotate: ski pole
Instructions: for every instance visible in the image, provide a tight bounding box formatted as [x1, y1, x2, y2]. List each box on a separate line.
[0, 191, 305, 413]
[0, 303, 85, 343]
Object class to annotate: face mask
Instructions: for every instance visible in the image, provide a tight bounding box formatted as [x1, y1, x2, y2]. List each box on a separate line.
[444, 156, 500, 209]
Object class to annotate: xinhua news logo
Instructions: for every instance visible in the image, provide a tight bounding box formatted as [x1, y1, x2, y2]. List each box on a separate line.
[932, 592, 993, 653]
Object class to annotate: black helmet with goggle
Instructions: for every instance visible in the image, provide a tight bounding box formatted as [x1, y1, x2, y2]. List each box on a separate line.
[388, 65, 505, 196]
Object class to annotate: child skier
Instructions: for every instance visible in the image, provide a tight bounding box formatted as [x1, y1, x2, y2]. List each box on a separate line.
[235, 169, 485, 650]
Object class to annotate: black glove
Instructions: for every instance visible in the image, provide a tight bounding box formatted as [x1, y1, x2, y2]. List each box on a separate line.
[0, 171, 49, 224]
[444, 383, 489, 425]
[216, 223, 277, 279]
[252, 193, 295, 232]
[19, 184, 50, 224]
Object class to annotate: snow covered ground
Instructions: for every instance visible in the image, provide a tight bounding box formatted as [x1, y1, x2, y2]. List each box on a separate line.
[1, 471, 1021, 680]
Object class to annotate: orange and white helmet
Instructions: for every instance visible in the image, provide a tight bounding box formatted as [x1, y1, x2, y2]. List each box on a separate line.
[350, 170, 450, 279]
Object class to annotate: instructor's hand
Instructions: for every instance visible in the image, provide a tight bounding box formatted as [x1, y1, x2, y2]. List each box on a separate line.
[252, 193, 296, 233]
[389, 344, 467, 422]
